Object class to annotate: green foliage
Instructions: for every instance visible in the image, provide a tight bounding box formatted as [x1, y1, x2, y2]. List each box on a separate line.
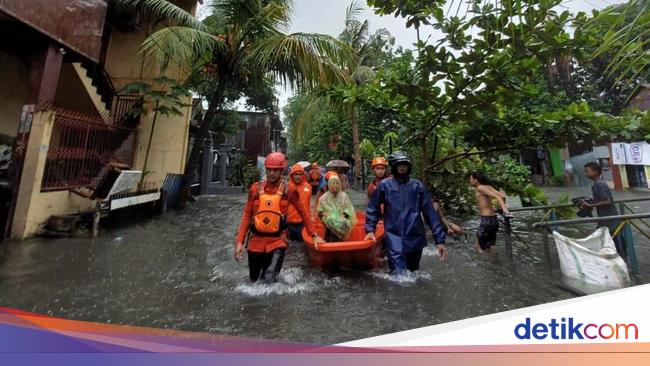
[120, 77, 190, 118]
[483, 156, 532, 196]
[547, 175, 566, 187]
[228, 154, 259, 189]
[520, 184, 549, 207]
[359, 139, 375, 160]
[553, 195, 577, 219]
[305, 111, 353, 163]
[584, 1, 650, 99]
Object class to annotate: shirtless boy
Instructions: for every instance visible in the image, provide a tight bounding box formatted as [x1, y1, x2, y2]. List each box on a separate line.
[468, 172, 510, 260]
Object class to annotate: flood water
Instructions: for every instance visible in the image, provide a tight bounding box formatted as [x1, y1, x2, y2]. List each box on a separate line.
[0, 188, 648, 344]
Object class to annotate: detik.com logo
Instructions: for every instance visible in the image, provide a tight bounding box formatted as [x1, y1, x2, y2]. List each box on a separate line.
[514, 318, 638, 340]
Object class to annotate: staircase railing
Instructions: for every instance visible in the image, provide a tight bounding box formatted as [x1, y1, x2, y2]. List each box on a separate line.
[80, 60, 116, 112]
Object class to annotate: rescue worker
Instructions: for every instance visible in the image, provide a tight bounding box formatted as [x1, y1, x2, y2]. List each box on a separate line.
[308, 163, 323, 196]
[287, 163, 312, 243]
[364, 151, 448, 274]
[316, 171, 339, 204]
[234, 152, 323, 283]
[367, 156, 389, 200]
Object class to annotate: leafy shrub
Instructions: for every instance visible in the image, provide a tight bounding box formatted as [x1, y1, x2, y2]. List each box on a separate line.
[229, 154, 259, 189]
[547, 175, 566, 187]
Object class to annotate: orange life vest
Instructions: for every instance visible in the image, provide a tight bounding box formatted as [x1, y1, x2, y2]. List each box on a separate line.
[252, 181, 288, 236]
[287, 182, 312, 224]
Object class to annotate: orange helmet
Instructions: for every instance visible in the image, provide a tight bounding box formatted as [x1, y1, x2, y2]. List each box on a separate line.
[325, 171, 338, 180]
[265, 152, 287, 169]
[371, 156, 388, 168]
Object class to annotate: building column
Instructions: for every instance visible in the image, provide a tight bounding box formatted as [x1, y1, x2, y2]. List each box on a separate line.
[10, 110, 56, 239]
[7, 45, 63, 239]
[30, 45, 64, 110]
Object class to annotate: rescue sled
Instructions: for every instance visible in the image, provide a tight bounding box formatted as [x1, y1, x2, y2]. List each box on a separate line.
[301, 212, 384, 269]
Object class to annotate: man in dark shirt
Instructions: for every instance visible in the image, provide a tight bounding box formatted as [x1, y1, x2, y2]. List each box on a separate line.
[580, 162, 625, 257]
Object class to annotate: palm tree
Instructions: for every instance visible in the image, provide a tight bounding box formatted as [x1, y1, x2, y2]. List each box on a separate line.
[590, 0, 649, 97]
[296, 1, 392, 187]
[116, 0, 350, 197]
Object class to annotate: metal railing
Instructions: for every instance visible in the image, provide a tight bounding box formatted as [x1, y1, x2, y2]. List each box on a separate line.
[112, 95, 143, 127]
[41, 109, 136, 191]
[533, 213, 650, 276]
[502, 196, 650, 275]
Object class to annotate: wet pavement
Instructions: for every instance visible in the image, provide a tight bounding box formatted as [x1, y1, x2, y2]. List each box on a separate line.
[0, 187, 648, 344]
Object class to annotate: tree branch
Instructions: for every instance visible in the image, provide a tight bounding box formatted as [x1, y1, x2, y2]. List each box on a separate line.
[425, 146, 518, 171]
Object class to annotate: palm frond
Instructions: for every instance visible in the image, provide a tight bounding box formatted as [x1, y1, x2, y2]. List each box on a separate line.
[141, 26, 224, 71]
[294, 93, 345, 143]
[345, 0, 365, 26]
[239, 32, 353, 89]
[591, 0, 650, 84]
[115, 0, 207, 31]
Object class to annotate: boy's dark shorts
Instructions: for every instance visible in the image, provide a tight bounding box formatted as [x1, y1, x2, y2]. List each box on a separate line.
[476, 215, 499, 250]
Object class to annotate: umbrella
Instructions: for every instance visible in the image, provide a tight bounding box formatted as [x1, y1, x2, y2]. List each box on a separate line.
[326, 160, 350, 168]
[297, 161, 311, 169]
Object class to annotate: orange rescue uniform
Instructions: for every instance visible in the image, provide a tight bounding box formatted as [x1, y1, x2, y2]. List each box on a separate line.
[287, 168, 312, 224]
[367, 176, 390, 200]
[235, 180, 315, 253]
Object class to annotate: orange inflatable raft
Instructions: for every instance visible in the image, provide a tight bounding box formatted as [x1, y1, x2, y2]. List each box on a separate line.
[301, 212, 384, 269]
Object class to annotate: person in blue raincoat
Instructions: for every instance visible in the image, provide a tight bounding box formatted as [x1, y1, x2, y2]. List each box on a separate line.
[364, 151, 448, 274]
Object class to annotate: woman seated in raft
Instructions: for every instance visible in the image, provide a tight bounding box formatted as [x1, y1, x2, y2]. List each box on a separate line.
[317, 175, 357, 242]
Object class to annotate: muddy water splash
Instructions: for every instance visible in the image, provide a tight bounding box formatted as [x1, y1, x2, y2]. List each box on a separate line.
[0, 188, 647, 344]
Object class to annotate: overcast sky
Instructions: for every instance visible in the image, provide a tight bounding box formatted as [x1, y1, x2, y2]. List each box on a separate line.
[199, 0, 616, 114]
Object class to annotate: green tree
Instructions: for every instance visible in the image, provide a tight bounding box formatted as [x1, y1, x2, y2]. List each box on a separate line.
[295, 1, 395, 186]
[116, 0, 350, 198]
[587, 0, 649, 97]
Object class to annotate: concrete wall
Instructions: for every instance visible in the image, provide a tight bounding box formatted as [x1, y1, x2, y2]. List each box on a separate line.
[54, 63, 101, 117]
[0, 50, 31, 142]
[103, 18, 192, 189]
[10, 111, 95, 239]
[567, 151, 596, 188]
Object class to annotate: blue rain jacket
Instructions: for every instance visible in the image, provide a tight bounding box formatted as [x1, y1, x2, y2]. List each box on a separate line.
[365, 177, 446, 271]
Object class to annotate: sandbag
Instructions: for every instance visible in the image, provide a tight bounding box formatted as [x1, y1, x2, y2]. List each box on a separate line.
[552, 227, 630, 290]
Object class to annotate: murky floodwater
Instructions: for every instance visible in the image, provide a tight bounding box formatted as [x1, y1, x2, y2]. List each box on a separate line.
[0, 188, 648, 344]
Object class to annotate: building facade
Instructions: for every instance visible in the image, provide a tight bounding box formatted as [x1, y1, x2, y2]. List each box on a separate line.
[0, 0, 198, 239]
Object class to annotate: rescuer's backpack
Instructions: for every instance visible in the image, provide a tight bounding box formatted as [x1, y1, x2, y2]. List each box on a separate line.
[252, 180, 288, 236]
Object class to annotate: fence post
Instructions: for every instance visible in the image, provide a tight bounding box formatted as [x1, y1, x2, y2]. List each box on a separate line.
[541, 230, 553, 275]
[619, 202, 639, 274]
[549, 209, 559, 232]
[218, 151, 227, 187]
[504, 215, 513, 261]
[199, 140, 213, 195]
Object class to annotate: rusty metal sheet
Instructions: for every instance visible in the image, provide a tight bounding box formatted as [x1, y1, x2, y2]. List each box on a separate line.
[0, 0, 107, 62]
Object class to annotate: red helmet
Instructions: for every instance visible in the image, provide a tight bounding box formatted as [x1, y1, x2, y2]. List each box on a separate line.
[325, 171, 338, 180]
[371, 156, 388, 168]
[265, 152, 287, 169]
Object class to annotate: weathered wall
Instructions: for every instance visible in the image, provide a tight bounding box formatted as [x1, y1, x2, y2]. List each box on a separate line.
[103, 10, 194, 188]
[54, 63, 100, 117]
[11, 111, 94, 239]
[0, 0, 107, 61]
[0, 50, 31, 141]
